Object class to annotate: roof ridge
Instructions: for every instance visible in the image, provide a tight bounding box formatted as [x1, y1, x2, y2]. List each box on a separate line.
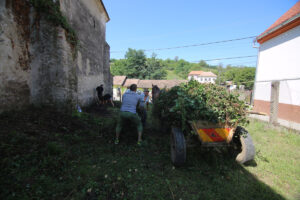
[257, 1, 300, 43]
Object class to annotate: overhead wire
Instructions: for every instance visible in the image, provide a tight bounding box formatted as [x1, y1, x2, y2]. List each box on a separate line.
[191, 55, 257, 62]
[110, 35, 257, 53]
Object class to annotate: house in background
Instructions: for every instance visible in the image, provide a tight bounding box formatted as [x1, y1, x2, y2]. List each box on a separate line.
[225, 81, 237, 91]
[123, 78, 140, 89]
[112, 76, 187, 101]
[138, 80, 187, 89]
[188, 71, 217, 83]
[253, 1, 300, 125]
[113, 76, 127, 101]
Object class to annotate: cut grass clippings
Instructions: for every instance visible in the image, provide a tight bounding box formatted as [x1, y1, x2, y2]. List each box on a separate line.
[0, 105, 298, 199]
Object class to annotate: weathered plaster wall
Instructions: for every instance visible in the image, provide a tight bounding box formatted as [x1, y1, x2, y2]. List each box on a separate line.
[30, 21, 77, 105]
[60, 0, 112, 106]
[0, 0, 31, 111]
[0, 0, 111, 112]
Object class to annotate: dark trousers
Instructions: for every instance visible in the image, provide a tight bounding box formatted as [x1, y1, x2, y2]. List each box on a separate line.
[138, 107, 147, 127]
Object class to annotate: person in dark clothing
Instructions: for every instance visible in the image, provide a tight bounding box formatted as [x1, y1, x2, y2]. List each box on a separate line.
[96, 84, 104, 101]
[103, 93, 114, 107]
[96, 84, 114, 107]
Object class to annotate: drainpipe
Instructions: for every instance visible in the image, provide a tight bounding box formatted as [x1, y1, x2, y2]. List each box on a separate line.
[252, 38, 259, 107]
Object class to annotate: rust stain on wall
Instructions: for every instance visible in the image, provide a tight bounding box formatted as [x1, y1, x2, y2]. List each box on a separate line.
[8, 0, 31, 70]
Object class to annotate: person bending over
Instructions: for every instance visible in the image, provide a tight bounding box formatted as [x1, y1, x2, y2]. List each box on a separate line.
[103, 93, 114, 107]
[96, 84, 104, 104]
[115, 84, 143, 145]
[138, 88, 150, 128]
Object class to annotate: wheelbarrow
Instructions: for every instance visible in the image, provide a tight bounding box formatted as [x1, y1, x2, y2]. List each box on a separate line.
[170, 120, 255, 166]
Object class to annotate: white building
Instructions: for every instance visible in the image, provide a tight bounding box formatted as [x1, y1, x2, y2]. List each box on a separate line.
[112, 76, 127, 101]
[188, 71, 217, 83]
[253, 1, 300, 124]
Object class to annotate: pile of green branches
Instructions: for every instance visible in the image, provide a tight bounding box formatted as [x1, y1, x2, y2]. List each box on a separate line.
[153, 80, 249, 132]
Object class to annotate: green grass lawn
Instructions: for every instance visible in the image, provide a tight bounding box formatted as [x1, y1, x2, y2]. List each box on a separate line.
[166, 70, 183, 80]
[245, 120, 300, 200]
[0, 106, 299, 200]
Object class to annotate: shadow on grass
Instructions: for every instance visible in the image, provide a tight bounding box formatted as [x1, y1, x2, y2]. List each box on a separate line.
[106, 121, 285, 200]
[0, 105, 286, 200]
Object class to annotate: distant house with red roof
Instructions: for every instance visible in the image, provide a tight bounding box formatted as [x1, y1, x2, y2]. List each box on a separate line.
[188, 71, 217, 84]
[253, 1, 300, 124]
[112, 76, 187, 101]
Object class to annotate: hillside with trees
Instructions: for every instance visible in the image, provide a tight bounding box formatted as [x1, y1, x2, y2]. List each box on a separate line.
[111, 48, 256, 89]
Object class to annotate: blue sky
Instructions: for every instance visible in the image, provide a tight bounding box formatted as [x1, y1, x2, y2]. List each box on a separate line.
[102, 0, 297, 67]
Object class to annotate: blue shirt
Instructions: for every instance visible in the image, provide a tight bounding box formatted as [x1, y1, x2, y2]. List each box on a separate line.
[120, 91, 142, 113]
[139, 93, 150, 108]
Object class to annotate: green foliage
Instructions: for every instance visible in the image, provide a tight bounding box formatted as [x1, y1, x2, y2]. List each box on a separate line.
[29, 0, 78, 50]
[218, 66, 256, 89]
[111, 50, 255, 85]
[234, 67, 256, 89]
[153, 80, 249, 132]
[160, 58, 218, 79]
[110, 49, 167, 79]
[174, 59, 192, 78]
[145, 53, 167, 79]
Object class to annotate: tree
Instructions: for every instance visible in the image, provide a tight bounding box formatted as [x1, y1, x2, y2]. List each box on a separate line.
[124, 48, 147, 79]
[174, 59, 192, 78]
[145, 54, 167, 79]
[233, 67, 256, 90]
[110, 48, 166, 80]
[110, 59, 127, 76]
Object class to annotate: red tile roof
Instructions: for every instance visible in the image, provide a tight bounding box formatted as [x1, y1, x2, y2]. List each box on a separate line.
[189, 71, 204, 75]
[113, 76, 127, 86]
[188, 71, 217, 77]
[123, 79, 140, 87]
[257, 1, 300, 43]
[138, 80, 187, 89]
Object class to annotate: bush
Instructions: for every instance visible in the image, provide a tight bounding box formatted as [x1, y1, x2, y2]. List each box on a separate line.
[153, 80, 249, 132]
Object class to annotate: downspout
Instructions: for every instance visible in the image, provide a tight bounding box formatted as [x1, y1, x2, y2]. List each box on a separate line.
[251, 38, 260, 107]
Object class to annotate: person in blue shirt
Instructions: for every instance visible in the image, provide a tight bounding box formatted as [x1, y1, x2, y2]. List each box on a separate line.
[115, 84, 143, 145]
[138, 88, 150, 128]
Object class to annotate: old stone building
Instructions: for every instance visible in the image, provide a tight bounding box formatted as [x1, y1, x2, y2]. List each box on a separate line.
[0, 0, 111, 112]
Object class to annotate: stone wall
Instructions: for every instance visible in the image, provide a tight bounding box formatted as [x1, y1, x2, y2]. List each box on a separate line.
[60, 0, 112, 106]
[0, 0, 111, 112]
[0, 0, 32, 111]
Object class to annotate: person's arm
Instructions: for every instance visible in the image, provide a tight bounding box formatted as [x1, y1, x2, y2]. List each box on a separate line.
[110, 99, 115, 107]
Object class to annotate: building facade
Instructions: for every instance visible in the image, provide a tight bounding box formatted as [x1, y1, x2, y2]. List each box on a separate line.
[253, 2, 300, 124]
[188, 71, 217, 83]
[0, 0, 111, 111]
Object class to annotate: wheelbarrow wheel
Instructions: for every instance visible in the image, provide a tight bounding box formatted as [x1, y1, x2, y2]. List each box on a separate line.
[170, 127, 186, 166]
[232, 126, 255, 164]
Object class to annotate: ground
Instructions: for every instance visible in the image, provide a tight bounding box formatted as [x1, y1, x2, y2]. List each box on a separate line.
[0, 104, 299, 200]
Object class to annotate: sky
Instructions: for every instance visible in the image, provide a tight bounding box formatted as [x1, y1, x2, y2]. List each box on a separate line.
[102, 0, 298, 67]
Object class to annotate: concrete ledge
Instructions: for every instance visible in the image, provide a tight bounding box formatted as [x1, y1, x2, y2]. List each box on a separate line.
[249, 114, 300, 132]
